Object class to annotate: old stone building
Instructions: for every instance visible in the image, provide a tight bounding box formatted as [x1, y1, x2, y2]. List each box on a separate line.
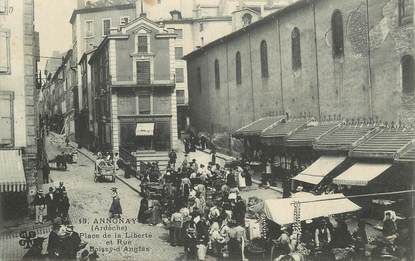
[0, 0, 39, 221]
[88, 14, 178, 156]
[184, 0, 414, 150]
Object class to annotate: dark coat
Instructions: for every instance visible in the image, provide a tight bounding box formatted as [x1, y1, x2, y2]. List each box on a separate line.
[32, 194, 45, 206]
[137, 198, 149, 223]
[110, 196, 122, 215]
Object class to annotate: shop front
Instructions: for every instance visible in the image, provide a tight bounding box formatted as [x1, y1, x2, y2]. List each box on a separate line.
[119, 116, 171, 152]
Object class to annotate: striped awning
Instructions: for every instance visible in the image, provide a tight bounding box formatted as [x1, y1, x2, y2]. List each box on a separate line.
[292, 156, 347, 185]
[333, 162, 391, 186]
[0, 150, 27, 192]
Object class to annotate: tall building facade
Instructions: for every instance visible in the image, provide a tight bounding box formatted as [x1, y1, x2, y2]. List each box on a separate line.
[70, 0, 295, 148]
[0, 0, 39, 222]
[184, 0, 414, 150]
[88, 14, 178, 153]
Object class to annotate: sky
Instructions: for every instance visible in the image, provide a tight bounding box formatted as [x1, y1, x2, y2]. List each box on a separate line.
[34, 0, 77, 69]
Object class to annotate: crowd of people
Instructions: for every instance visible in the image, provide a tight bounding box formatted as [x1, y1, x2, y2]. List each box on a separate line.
[32, 182, 70, 224]
[136, 155, 257, 260]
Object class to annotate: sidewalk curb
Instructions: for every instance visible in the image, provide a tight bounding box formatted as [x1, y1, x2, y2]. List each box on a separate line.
[49, 133, 141, 195]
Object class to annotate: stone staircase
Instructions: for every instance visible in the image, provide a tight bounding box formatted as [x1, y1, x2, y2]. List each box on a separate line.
[134, 150, 170, 172]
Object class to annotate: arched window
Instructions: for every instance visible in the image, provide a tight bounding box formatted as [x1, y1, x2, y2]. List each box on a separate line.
[214, 59, 220, 89]
[242, 13, 253, 27]
[260, 40, 268, 78]
[235, 51, 242, 84]
[291, 27, 301, 71]
[402, 55, 414, 95]
[331, 10, 344, 59]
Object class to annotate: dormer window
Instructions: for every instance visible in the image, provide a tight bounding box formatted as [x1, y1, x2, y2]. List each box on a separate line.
[242, 13, 253, 27]
[137, 35, 148, 53]
[120, 16, 129, 26]
[170, 10, 182, 21]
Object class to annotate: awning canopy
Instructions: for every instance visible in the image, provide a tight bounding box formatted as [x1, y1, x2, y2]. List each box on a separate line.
[292, 156, 347, 185]
[263, 193, 361, 225]
[333, 162, 392, 186]
[232, 116, 284, 138]
[0, 150, 27, 192]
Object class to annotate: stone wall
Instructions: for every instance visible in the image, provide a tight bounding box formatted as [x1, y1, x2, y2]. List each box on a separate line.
[187, 0, 414, 149]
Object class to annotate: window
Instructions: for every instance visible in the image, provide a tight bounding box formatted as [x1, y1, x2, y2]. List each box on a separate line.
[0, 92, 13, 146]
[291, 27, 302, 71]
[176, 90, 185, 105]
[235, 51, 242, 84]
[260, 40, 268, 78]
[102, 19, 111, 36]
[197, 67, 202, 93]
[176, 68, 184, 83]
[402, 55, 414, 95]
[199, 23, 204, 32]
[120, 16, 130, 26]
[175, 47, 183, 59]
[214, 59, 220, 89]
[331, 10, 344, 59]
[0, 0, 7, 14]
[136, 61, 151, 84]
[242, 13, 253, 26]
[86, 20, 93, 37]
[399, 0, 413, 25]
[0, 30, 10, 73]
[137, 35, 148, 53]
[138, 95, 151, 114]
[175, 29, 183, 39]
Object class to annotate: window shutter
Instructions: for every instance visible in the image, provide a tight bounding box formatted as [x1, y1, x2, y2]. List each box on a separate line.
[0, 31, 9, 73]
[175, 68, 184, 83]
[137, 36, 148, 53]
[138, 95, 151, 114]
[0, 93, 13, 146]
[0, 0, 6, 13]
[137, 61, 151, 84]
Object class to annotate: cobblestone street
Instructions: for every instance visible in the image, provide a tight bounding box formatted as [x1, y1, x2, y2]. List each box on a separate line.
[44, 136, 189, 261]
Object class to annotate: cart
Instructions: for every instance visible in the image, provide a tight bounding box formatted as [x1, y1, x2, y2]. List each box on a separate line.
[94, 159, 116, 182]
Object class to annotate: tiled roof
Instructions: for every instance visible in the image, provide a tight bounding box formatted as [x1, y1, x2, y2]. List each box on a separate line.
[351, 128, 415, 159]
[396, 145, 415, 162]
[261, 119, 309, 145]
[233, 116, 285, 138]
[313, 125, 377, 151]
[286, 122, 341, 147]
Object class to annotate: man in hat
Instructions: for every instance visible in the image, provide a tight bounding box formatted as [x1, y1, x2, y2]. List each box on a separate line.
[58, 191, 70, 222]
[168, 149, 177, 170]
[65, 225, 81, 259]
[45, 186, 57, 221]
[32, 189, 46, 224]
[109, 188, 122, 218]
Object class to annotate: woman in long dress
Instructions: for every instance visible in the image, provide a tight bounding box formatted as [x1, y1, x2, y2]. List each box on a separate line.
[109, 191, 122, 218]
[236, 166, 246, 189]
[137, 196, 149, 223]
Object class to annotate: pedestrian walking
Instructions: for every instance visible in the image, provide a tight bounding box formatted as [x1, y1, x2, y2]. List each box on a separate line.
[109, 188, 122, 218]
[211, 148, 216, 165]
[32, 189, 46, 224]
[169, 149, 177, 170]
[59, 191, 70, 223]
[263, 159, 272, 187]
[137, 196, 149, 224]
[200, 135, 206, 150]
[45, 187, 57, 221]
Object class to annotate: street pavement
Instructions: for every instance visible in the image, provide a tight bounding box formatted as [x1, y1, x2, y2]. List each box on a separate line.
[0, 135, 281, 261]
